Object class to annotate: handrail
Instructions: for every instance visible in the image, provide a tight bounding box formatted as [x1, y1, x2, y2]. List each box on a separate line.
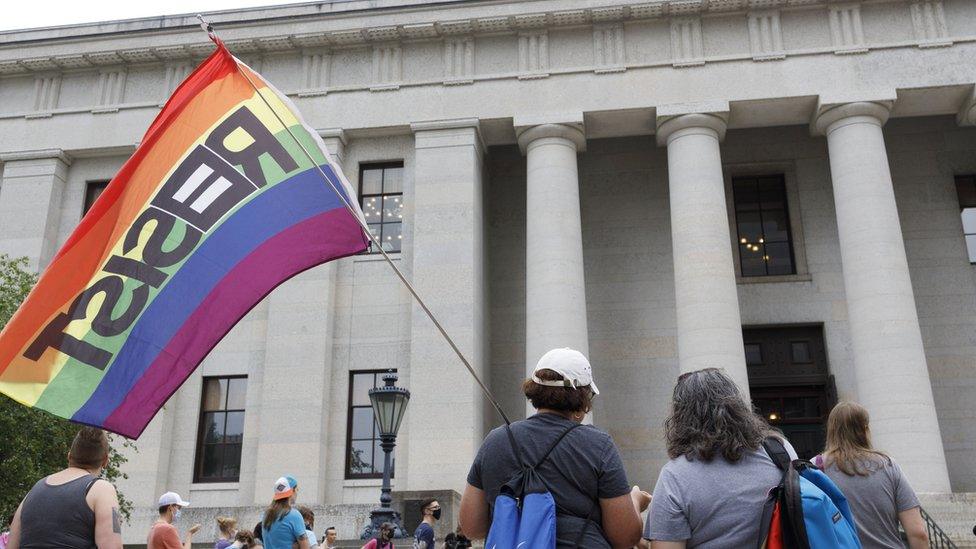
[902, 506, 958, 549]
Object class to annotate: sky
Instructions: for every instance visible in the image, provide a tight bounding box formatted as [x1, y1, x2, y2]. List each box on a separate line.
[0, 0, 318, 32]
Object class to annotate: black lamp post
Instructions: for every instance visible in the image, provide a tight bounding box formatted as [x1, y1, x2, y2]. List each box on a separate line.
[360, 371, 411, 540]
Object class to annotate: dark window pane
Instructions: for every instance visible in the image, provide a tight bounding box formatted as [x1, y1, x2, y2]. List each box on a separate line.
[783, 397, 819, 419]
[362, 169, 382, 195]
[736, 210, 763, 244]
[765, 242, 795, 275]
[758, 178, 786, 211]
[222, 445, 242, 480]
[383, 167, 403, 193]
[84, 181, 108, 215]
[201, 445, 222, 478]
[740, 245, 766, 276]
[382, 195, 403, 223]
[383, 223, 402, 253]
[202, 378, 226, 411]
[352, 373, 374, 406]
[350, 440, 374, 475]
[351, 407, 375, 440]
[956, 176, 976, 208]
[762, 209, 790, 242]
[202, 412, 225, 444]
[745, 343, 763, 365]
[224, 411, 245, 443]
[791, 341, 812, 363]
[733, 180, 759, 212]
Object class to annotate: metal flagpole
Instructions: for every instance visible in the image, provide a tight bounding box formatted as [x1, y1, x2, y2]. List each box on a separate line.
[196, 15, 514, 426]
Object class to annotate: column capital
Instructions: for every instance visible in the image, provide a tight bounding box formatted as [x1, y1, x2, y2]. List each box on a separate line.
[957, 87, 976, 127]
[410, 118, 485, 156]
[317, 128, 346, 164]
[813, 99, 894, 136]
[0, 148, 72, 166]
[655, 113, 729, 146]
[514, 112, 585, 154]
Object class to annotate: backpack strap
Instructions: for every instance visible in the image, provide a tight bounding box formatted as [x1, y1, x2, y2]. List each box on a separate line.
[502, 423, 527, 469]
[762, 436, 791, 472]
[534, 423, 583, 469]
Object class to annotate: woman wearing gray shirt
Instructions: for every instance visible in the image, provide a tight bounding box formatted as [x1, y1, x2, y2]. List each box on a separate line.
[818, 402, 928, 549]
[643, 368, 797, 549]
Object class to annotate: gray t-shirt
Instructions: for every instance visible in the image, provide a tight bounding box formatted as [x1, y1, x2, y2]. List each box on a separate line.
[467, 413, 631, 548]
[644, 438, 797, 548]
[820, 456, 919, 549]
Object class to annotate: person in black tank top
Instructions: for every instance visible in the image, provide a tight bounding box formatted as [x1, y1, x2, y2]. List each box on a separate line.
[7, 427, 122, 549]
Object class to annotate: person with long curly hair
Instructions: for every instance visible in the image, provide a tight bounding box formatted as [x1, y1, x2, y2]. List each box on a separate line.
[643, 368, 797, 548]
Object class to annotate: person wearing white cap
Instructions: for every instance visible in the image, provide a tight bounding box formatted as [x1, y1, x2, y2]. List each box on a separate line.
[459, 348, 651, 548]
[148, 492, 200, 549]
[260, 476, 309, 549]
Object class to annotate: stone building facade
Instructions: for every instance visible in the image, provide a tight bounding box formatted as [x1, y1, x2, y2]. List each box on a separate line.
[1, 0, 975, 544]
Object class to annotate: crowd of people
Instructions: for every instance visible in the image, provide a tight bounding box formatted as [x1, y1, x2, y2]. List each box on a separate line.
[1, 347, 936, 548]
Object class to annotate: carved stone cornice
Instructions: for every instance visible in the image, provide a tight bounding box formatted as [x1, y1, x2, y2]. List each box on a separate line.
[0, 0, 894, 75]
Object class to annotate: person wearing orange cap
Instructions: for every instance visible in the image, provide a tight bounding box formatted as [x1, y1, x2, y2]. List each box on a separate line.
[259, 476, 309, 549]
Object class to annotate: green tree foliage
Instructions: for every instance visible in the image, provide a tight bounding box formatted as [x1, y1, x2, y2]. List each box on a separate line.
[0, 255, 135, 529]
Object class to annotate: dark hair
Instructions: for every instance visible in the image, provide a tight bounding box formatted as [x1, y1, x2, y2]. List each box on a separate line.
[521, 369, 594, 413]
[234, 529, 255, 547]
[158, 505, 173, 515]
[325, 526, 336, 534]
[263, 499, 291, 530]
[664, 368, 771, 462]
[68, 427, 109, 469]
[297, 506, 314, 530]
[419, 498, 438, 513]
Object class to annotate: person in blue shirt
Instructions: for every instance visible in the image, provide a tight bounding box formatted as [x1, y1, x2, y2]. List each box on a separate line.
[260, 476, 309, 549]
[412, 499, 439, 549]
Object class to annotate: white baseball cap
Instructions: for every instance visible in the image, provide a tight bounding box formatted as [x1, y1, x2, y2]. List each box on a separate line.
[158, 492, 190, 508]
[532, 348, 600, 395]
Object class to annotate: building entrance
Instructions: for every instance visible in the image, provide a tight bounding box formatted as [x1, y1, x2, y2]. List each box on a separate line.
[743, 326, 834, 459]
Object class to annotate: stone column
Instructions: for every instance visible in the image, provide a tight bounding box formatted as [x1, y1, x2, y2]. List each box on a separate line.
[656, 106, 749, 397]
[405, 119, 487, 493]
[250, 130, 347, 503]
[0, 149, 71, 270]
[815, 101, 951, 492]
[514, 114, 589, 415]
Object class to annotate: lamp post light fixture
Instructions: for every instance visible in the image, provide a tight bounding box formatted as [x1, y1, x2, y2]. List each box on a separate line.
[360, 371, 411, 540]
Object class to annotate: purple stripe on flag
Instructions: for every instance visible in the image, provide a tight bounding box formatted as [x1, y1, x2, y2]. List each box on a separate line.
[102, 209, 363, 437]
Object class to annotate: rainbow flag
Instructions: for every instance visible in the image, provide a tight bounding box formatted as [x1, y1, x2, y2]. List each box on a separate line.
[0, 40, 368, 438]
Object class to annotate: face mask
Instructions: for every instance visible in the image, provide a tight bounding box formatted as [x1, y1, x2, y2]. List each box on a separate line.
[174, 509, 182, 521]
[431, 509, 441, 521]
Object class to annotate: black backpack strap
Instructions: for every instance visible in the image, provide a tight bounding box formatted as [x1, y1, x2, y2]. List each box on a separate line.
[503, 423, 527, 469]
[762, 436, 791, 472]
[535, 423, 583, 469]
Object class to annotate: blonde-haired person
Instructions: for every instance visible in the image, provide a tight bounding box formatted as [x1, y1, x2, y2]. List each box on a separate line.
[817, 402, 928, 549]
[7, 427, 123, 549]
[215, 517, 238, 549]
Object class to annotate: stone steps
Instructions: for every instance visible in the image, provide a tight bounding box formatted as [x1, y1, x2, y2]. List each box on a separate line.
[918, 493, 976, 548]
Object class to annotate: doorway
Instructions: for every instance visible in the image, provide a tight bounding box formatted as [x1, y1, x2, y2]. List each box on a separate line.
[743, 325, 835, 459]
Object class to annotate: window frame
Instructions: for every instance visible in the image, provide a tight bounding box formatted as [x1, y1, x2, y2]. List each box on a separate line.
[345, 369, 397, 480]
[724, 164, 809, 283]
[83, 180, 109, 215]
[731, 174, 797, 277]
[955, 174, 976, 264]
[358, 162, 404, 255]
[192, 375, 247, 484]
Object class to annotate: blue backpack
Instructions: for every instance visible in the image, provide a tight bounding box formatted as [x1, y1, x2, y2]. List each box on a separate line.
[759, 437, 861, 549]
[485, 422, 594, 549]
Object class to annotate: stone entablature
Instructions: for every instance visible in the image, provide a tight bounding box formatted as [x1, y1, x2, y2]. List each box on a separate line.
[0, 0, 971, 120]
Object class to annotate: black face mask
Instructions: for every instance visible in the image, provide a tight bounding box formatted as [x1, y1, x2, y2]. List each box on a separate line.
[431, 509, 442, 521]
[381, 530, 393, 541]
